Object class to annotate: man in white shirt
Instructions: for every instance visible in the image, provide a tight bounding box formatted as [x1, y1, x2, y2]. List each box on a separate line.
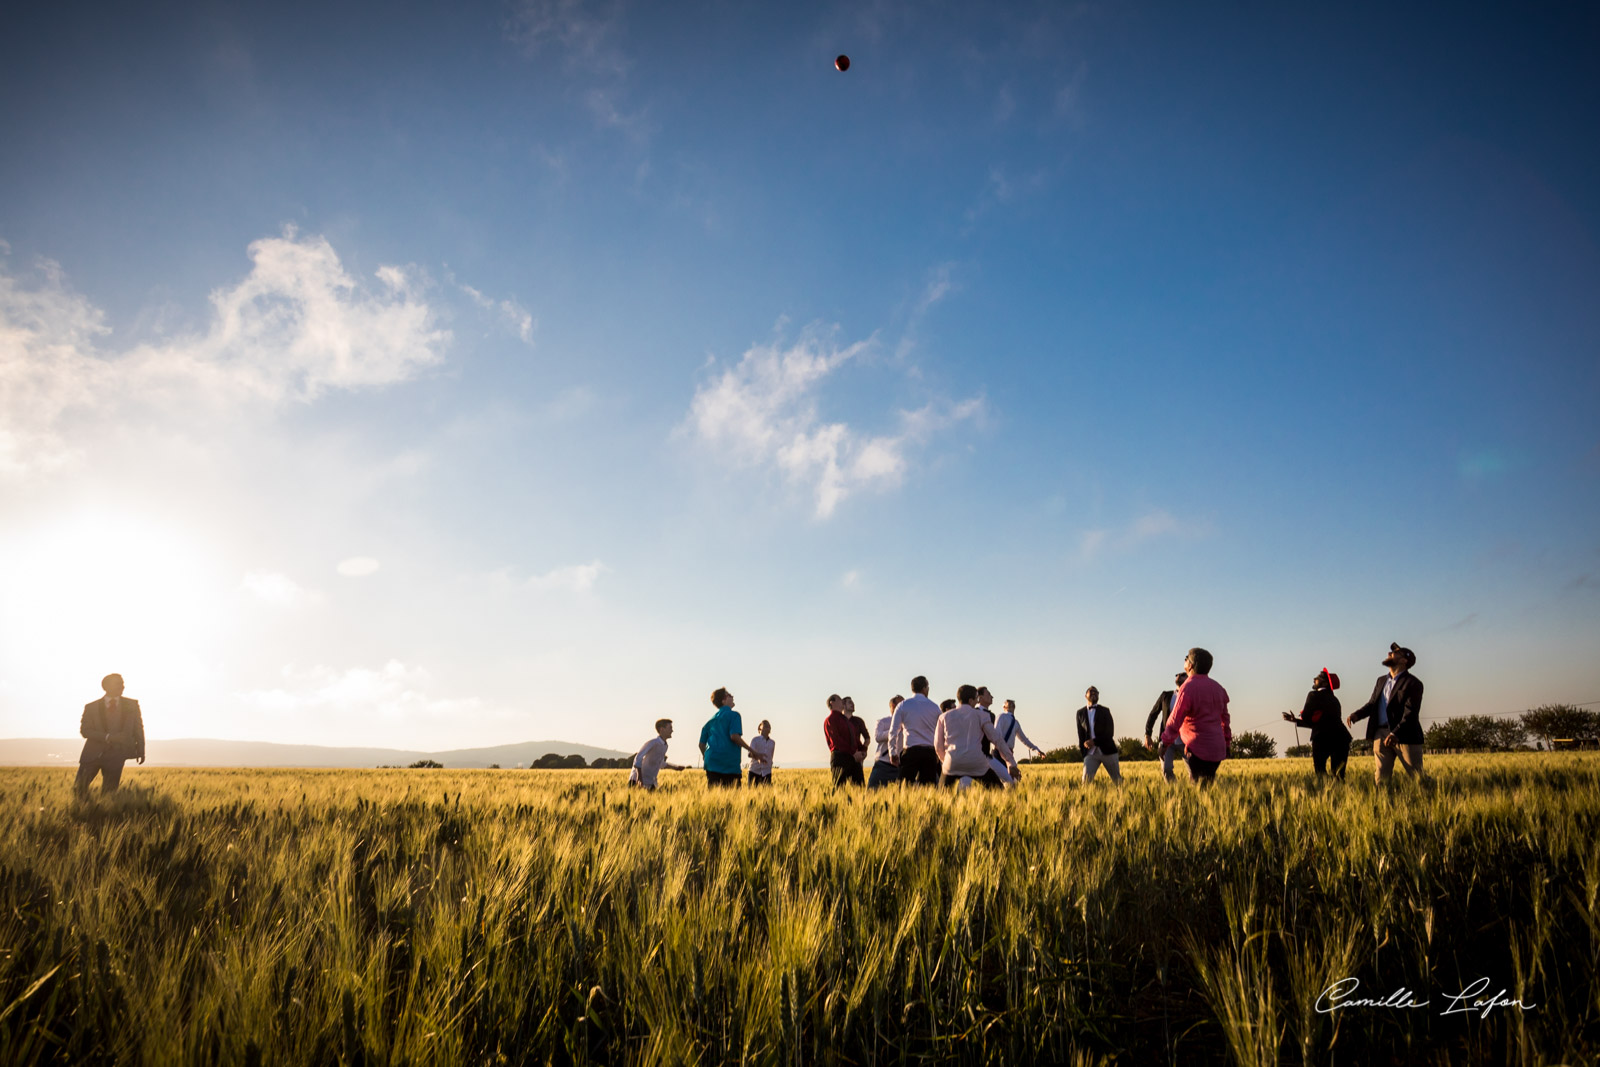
[994, 699, 1043, 760]
[888, 676, 943, 786]
[867, 695, 903, 790]
[747, 719, 776, 786]
[935, 685, 1020, 789]
[628, 719, 685, 790]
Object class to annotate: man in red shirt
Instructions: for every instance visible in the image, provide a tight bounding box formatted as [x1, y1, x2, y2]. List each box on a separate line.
[824, 694, 865, 788]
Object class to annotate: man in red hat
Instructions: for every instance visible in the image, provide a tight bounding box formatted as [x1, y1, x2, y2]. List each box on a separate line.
[1348, 643, 1425, 783]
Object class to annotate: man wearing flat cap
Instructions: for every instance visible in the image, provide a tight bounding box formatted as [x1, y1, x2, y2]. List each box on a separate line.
[75, 673, 145, 798]
[1347, 643, 1424, 783]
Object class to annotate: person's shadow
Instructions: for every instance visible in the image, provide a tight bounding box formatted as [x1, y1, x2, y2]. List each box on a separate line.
[69, 783, 178, 823]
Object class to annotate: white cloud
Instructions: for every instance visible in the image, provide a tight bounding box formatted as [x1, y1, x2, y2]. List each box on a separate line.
[337, 557, 381, 577]
[687, 326, 983, 518]
[0, 259, 112, 476]
[237, 660, 484, 733]
[241, 571, 323, 607]
[527, 560, 606, 592]
[0, 231, 450, 480]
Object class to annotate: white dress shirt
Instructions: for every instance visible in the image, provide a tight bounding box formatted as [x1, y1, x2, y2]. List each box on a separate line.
[934, 703, 1017, 778]
[630, 735, 669, 787]
[889, 694, 942, 759]
[747, 735, 774, 775]
[994, 711, 1038, 754]
[874, 715, 893, 761]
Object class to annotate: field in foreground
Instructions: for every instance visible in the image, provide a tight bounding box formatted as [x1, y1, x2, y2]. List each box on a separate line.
[1, 757, 1597, 1066]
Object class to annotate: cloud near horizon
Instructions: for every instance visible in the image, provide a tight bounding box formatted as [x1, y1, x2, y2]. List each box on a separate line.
[687, 326, 983, 518]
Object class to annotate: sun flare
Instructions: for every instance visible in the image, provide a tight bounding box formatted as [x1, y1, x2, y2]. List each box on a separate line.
[0, 509, 228, 730]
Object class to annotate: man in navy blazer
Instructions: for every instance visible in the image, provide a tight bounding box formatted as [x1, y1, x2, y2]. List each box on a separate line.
[75, 673, 145, 798]
[1077, 686, 1121, 784]
[1348, 643, 1424, 783]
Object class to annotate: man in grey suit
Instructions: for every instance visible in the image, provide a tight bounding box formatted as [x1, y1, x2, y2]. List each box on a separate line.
[75, 673, 145, 798]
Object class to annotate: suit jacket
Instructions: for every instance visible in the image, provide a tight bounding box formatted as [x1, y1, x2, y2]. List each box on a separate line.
[79, 696, 145, 763]
[1077, 704, 1117, 755]
[1288, 688, 1348, 741]
[1349, 671, 1424, 745]
[1145, 691, 1176, 739]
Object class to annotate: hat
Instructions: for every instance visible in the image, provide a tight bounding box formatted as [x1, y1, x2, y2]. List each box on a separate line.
[1318, 668, 1340, 690]
[1388, 642, 1416, 667]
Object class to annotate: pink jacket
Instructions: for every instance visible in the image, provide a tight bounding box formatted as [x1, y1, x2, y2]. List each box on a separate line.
[1160, 674, 1232, 762]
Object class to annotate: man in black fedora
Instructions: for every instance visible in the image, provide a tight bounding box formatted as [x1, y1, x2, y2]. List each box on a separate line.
[75, 673, 146, 798]
[1348, 643, 1424, 783]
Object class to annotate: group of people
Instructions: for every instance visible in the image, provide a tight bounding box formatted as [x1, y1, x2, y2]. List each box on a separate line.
[623, 641, 1427, 793]
[65, 642, 1426, 799]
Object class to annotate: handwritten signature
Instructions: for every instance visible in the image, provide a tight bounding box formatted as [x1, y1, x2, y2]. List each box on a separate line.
[1317, 977, 1536, 1019]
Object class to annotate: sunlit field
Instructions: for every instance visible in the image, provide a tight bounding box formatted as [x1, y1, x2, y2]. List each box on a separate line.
[2, 756, 1597, 1065]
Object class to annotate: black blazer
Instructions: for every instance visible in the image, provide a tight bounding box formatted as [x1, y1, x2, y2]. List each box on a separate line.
[1145, 691, 1176, 739]
[1288, 688, 1348, 741]
[1077, 704, 1117, 755]
[79, 697, 145, 763]
[1349, 672, 1424, 745]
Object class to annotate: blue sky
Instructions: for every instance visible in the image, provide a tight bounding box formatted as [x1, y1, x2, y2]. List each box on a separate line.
[2, 1, 1596, 762]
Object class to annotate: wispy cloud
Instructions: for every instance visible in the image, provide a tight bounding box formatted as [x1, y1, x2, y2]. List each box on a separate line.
[1079, 508, 1206, 559]
[686, 325, 983, 518]
[505, 0, 626, 76]
[455, 278, 536, 345]
[241, 571, 323, 607]
[236, 660, 487, 739]
[527, 560, 607, 593]
[337, 557, 381, 577]
[0, 231, 449, 479]
[896, 263, 959, 362]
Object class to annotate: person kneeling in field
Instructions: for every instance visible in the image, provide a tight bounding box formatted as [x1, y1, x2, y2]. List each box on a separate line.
[629, 719, 686, 790]
[747, 720, 775, 786]
[1161, 648, 1232, 787]
[935, 685, 1020, 790]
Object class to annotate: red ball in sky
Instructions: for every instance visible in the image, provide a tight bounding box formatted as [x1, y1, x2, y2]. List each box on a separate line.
[835, 54, 850, 72]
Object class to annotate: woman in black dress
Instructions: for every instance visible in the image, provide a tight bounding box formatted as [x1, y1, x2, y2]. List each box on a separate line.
[1283, 669, 1350, 779]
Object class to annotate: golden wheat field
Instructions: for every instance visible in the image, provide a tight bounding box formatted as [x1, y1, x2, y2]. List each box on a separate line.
[1, 755, 1597, 1066]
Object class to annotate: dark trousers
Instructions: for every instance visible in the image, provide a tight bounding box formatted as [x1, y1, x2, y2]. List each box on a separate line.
[866, 760, 900, 790]
[1312, 737, 1349, 780]
[75, 755, 127, 797]
[830, 754, 864, 788]
[941, 770, 1004, 790]
[705, 770, 742, 788]
[1185, 755, 1222, 785]
[747, 770, 772, 786]
[899, 745, 941, 785]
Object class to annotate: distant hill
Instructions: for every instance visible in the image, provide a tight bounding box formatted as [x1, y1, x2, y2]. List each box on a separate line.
[0, 737, 630, 769]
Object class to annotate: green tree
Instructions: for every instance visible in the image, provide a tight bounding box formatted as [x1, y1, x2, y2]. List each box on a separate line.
[1285, 743, 1312, 758]
[1520, 704, 1600, 746]
[1230, 731, 1277, 759]
[408, 759, 444, 769]
[1117, 737, 1155, 762]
